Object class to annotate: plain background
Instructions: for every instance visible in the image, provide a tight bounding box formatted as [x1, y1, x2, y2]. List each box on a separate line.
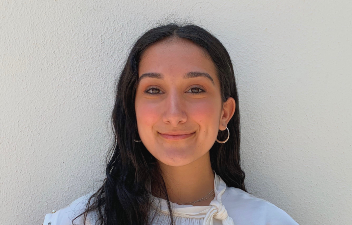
[1, 1, 351, 224]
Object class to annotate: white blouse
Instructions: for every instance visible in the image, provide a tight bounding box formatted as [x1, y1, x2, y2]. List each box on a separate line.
[43, 175, 298, 225]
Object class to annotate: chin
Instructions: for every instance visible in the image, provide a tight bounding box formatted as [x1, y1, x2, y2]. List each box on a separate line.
[156, 152, 197, 167]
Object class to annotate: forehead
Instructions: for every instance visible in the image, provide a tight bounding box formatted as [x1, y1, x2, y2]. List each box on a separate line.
[153, 37, 211, 57]
[138, 38, 220, 86]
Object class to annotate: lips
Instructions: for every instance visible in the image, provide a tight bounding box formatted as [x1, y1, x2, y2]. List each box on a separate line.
[158, 131, 195, 140]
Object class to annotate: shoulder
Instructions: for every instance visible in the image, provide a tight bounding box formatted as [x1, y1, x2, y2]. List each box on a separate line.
[42, 194, 98, 225]
[222, 187, 299, 225]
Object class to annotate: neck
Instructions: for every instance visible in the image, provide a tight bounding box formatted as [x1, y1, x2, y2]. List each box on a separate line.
[156, 152, 215, 206]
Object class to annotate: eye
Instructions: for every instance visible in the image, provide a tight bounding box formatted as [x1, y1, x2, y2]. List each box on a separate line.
[187, 87, 205, 94]
[145, 87, 163, 95]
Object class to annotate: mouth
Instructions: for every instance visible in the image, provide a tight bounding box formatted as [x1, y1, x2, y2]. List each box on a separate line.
[158, 132, 196, 140]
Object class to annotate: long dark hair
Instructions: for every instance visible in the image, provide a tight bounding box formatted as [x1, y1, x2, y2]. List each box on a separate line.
[78, 23, 245, 225]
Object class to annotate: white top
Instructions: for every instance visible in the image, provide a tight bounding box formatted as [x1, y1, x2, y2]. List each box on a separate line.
[43, 175, 298, 225]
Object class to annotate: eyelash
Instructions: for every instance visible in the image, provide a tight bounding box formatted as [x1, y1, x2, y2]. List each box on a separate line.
[145, 86, 206, 95]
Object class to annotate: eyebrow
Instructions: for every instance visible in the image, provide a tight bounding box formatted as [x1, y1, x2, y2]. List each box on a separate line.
[138, 72, 215, 85]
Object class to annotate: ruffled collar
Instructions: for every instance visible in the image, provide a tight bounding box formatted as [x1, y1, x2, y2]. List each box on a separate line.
[150, 174, 234, 225]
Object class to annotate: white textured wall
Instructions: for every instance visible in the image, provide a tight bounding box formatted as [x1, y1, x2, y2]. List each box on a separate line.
[1, 1, 351, 224]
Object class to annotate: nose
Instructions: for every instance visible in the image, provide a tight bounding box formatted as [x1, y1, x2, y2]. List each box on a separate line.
[162, 90, 187, 126]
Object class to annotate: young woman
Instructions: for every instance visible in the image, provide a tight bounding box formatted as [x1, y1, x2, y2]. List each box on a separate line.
[43, 24, 298, 225]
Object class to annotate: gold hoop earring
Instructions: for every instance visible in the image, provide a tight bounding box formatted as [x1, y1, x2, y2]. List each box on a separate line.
[216, 127, 230, 144]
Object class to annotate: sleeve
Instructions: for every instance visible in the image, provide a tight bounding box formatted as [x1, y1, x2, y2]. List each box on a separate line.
[264, 201, 299, 225]
[222, 188, 299, 225]
[42, 195, 91, 225]
[43, 209, 76, 225]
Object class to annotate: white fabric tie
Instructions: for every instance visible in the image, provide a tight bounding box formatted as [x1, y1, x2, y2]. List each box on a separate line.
[202, 179, 235, 225]
[202, 199, 234, 225]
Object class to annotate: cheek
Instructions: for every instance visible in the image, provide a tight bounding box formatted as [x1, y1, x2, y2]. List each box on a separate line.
[189, 100, 221, 129]
[135, 101, 159, 130]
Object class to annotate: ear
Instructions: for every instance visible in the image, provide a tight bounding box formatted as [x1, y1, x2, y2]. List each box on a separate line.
[219, 97, 236, 131]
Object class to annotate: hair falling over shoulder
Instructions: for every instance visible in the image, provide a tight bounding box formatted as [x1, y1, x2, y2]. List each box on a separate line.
[77, 23, 246, 225]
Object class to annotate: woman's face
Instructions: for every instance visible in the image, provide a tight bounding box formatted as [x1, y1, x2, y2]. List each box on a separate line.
[135, 38, 235, 167]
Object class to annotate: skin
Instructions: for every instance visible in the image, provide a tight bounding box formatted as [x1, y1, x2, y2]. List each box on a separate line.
[135, 38, 236, 206]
